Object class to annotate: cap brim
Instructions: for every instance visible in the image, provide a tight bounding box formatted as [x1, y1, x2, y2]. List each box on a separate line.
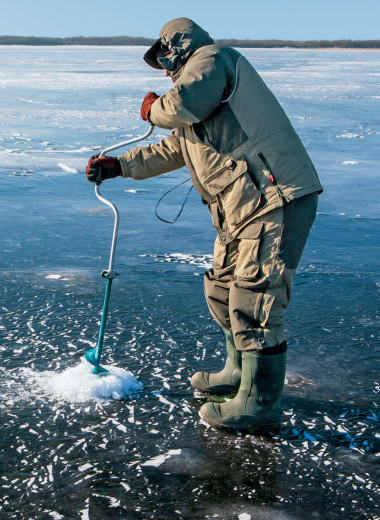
[144, 39, 165, 70]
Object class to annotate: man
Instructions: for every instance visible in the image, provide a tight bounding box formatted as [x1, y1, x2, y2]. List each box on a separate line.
[86, 18, 323, 432]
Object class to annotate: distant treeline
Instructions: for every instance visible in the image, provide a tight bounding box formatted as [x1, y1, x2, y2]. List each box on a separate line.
[217, 39, 380, 49]
[0, 36, 156, 46]
[0, 35, 379, 48]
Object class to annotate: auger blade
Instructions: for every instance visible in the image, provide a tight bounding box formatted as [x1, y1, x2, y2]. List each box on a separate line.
[85, 348, 109, 374]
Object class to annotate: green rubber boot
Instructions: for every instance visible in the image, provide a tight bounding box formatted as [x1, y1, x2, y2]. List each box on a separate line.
[190, 329, 242, 394]
[199, 350, 286, 431]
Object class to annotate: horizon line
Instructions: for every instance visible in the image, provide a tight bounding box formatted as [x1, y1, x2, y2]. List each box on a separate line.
[1, 35, 379, 49]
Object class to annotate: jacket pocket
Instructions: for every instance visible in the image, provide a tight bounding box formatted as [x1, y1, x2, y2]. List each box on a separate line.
[205, 157, 262, 227]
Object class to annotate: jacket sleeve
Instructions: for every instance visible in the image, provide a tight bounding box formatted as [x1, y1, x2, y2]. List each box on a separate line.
[118, 132, 185, 180]
[149, 49, 229, 130]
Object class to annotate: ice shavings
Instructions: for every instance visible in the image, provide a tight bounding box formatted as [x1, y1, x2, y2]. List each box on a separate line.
[142, 449, 182, 468]
[336, 132, 363, 139]
[20, 358, 143, 403]
[140, 252, 213, 270]
[45, 274, 72, 281]
[41, 270, 91, 283]
[279, 404, 380, 454]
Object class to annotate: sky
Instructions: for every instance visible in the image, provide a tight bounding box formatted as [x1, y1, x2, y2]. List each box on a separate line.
[1, 0, 379, 41]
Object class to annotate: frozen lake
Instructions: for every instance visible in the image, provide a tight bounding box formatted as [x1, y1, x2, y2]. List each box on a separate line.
[0, 46, 379, 519]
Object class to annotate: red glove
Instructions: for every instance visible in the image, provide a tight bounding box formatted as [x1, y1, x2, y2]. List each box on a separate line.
[140, 92, 159, 121]
[86, 155, 122, 184]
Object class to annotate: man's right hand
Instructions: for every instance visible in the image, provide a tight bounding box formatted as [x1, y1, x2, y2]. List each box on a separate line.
[86, 155, 122, 183]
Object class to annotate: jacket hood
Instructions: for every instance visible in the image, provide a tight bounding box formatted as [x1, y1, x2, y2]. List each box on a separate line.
[144, 18, 214, 73]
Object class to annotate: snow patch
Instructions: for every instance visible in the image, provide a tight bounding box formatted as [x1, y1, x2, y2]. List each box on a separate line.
[57, 163, 78, 173]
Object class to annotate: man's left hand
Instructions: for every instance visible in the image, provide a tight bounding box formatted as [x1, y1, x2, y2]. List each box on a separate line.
[140, 92, 159, 121]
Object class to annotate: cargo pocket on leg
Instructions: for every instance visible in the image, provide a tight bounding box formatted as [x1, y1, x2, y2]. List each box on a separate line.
[212, 238, 227, 271]
[235, 223, 263, 279]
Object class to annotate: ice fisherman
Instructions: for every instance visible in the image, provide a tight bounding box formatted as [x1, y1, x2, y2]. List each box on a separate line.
[86, 18, 323, 432]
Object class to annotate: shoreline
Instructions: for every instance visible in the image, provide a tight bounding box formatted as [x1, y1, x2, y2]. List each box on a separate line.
[0, 36, 379, 50]
[1, 44, 380, 51]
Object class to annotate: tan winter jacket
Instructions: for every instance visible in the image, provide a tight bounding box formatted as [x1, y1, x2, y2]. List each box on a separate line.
[119, 18, 323, 244]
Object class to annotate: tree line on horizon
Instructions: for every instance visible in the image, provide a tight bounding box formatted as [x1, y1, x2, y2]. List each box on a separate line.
[0, 35, 379, 48]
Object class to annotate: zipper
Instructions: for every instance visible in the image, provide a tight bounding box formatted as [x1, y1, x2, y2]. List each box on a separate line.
[258, 152, 277, 185]
[258, 152, 290, 202]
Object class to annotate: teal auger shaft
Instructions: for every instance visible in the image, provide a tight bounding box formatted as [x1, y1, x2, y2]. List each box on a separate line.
[96, 277, 113, 364]
[85, 276, 113, 374]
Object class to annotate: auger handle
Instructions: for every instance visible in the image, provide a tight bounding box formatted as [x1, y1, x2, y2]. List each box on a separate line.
[98, 124, 154, 158]
[86, 125, 155, 373]
[95, 125, 154, 274]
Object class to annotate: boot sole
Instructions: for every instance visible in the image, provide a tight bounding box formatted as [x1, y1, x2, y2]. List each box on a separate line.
[199, 409, 280, 434]
[192, 385, 239, 396]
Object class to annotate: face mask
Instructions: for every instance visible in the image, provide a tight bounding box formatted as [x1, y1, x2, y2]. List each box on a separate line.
[157, 54, 183, 73]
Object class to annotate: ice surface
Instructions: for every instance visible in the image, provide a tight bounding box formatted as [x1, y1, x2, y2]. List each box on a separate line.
[24, 357, 143, 403]
[0, 46, 379, 520]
